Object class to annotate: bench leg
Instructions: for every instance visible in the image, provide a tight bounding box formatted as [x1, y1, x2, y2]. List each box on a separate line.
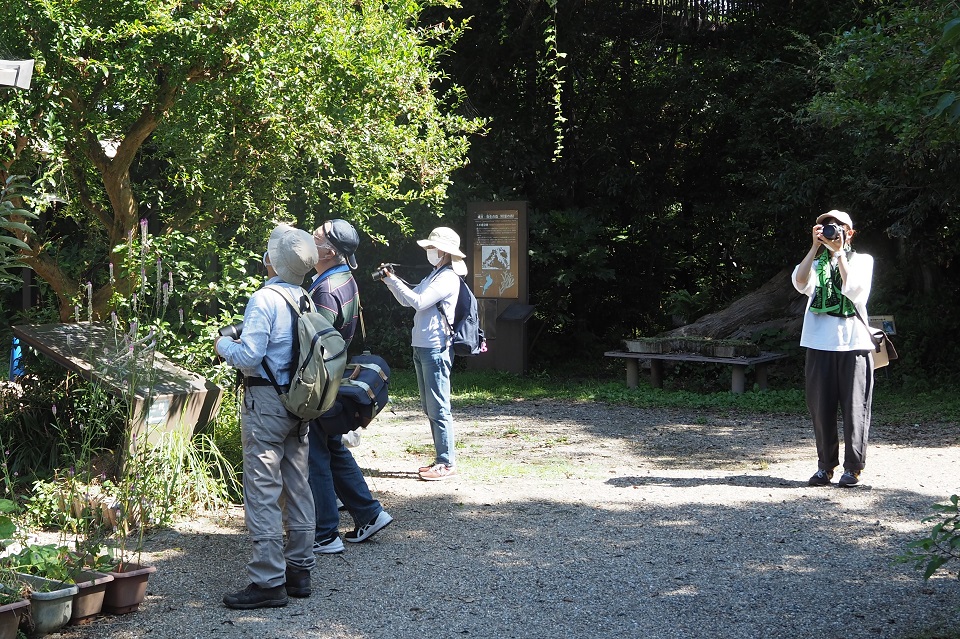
[755, 363, 769, 390]
[731, 364, 746, 394]
[649, 360, 664, 389]
[625, 359, 639, 389]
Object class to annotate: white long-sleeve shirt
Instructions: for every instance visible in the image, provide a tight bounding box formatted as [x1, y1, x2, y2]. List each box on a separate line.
[384, 266, 459, 349]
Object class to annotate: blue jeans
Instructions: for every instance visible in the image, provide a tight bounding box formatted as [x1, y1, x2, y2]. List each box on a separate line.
[412, 346, 455, 466]
[308, 426, 382, 540]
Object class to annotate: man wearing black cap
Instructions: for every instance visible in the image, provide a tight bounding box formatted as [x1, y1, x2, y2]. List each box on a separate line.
[307, 220, 393, 554]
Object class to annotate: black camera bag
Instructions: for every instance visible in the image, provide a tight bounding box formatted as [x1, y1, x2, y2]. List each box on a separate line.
[317, 352, 390, 435]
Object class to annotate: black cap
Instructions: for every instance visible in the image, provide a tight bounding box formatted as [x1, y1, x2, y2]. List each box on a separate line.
[322, 219, 359, 270]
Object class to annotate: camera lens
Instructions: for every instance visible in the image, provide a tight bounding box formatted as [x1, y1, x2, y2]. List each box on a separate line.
[371, 264, 393, 281]
[219, 322, 243, 339]
[822, 224, 840, 240]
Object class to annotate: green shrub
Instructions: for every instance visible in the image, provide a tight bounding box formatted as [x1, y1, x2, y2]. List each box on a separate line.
[897, 495, 960, 580]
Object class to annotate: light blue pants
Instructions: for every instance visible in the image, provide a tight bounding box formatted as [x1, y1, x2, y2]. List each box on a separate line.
[412, 346, 455, 466]
[241, 386, 316, 588]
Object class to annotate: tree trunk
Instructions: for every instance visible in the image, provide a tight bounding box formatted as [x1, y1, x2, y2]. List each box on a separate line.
[665, 267, 807, 340]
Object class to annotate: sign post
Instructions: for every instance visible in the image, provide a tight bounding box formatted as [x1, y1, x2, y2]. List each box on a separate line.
[466, 201, 534, 375]
[0, 60, 34, 89]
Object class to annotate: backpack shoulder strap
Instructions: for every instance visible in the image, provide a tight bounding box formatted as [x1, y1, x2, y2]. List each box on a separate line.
[433, 265, 459, 338]
[259, 285, 315, 393]
[266, 284, 316, 316]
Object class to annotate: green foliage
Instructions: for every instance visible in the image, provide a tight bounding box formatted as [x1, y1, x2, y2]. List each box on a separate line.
[390, 367, 811, 414]
[0, 0, 483, 324]
[0, 176, 37, 286]
[897, 495, 960, 581]
[1, 544, 76, 582]
[0, 498, 19, 546]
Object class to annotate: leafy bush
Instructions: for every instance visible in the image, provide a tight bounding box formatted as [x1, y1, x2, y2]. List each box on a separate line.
[898, 495, 960, 581]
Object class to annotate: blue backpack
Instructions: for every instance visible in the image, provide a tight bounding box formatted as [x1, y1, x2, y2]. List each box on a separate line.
[436, 270, 487, 357]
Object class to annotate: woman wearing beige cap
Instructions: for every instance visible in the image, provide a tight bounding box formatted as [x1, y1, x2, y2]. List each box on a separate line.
[792, 210, 875, 488]
[380, 226, 467, 480]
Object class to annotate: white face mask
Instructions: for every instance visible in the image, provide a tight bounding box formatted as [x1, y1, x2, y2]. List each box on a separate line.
[426, 248, 441, 266]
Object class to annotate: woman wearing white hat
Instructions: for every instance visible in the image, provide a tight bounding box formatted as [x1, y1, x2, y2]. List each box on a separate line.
[380, 226, 467, 480]
[792, 210, 875, 488]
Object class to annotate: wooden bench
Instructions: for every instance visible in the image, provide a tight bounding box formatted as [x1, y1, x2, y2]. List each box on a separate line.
[604, 350, 789, 394]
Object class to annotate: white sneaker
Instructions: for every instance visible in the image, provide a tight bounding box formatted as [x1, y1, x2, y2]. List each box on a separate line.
[312, 534, 344, 554]
[344, 510, 393, 543]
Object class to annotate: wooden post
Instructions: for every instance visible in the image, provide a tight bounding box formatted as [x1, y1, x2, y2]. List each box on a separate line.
[731, 364, 746, 394]
[625, 359, 639, 389]
[650, 360, 664, 388]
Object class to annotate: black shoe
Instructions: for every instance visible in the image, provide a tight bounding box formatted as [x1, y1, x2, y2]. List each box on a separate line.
[285, 568, 311, 598]
[838, 469, 861, 487]
[223, 583, 288, 609]
[344, 510, 394, 543]
[808, 468, 834, 486]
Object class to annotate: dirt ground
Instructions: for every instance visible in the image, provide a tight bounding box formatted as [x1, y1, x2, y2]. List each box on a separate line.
[57, 399, 960, 639]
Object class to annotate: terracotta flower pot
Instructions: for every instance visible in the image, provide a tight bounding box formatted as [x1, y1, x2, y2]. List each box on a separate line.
[102, 563, 156, 614]
[0, 598, 29, 639]
[71, 570, 114, 624]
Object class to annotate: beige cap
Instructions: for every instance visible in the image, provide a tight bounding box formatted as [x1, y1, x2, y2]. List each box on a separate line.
[816, 210, 854, 229]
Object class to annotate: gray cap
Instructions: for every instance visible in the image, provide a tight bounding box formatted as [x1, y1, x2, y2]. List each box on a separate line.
[268, 224, 319, 285]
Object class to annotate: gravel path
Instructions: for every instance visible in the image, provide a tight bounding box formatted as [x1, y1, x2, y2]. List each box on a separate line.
[57, 400, 960, 639]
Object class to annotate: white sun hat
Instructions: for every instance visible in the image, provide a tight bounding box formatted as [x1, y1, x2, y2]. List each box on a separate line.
[417, 226, 467, 275]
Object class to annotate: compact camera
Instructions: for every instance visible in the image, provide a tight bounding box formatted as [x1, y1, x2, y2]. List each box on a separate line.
[371, 263, 397, 282]
[219, 322, 243, 340]
[821, 223, 844, 241]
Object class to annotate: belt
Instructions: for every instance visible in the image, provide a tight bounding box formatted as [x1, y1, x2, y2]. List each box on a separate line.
[245, 377, 276, 387]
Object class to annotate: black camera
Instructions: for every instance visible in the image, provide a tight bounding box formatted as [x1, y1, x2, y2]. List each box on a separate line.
[219, 322, 243, 340]
[821, 223, 844, 241]
[371, 263, 396, 282]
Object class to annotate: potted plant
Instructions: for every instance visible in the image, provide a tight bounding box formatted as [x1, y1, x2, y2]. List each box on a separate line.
[67, 541, 154, 615]
[13, 573, 77, 635]
[0, 572, 29, 639]
[0, 500, 30, 638]
[0, 542, 116, 625]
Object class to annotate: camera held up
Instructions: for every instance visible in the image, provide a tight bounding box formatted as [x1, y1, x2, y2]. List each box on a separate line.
[219, 322, 243, 340]
[371, 263, 397, 282]
[821, 223, 844, 241]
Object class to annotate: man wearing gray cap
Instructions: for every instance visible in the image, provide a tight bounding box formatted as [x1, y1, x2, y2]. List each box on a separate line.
[216, 223, 319, 609]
